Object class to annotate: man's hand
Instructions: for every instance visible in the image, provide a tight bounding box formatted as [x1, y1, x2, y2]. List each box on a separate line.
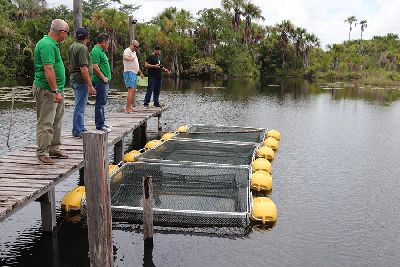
[53, 92, 62, 103]
[88, 84, 96, 95]
[103, 77, 109, 83]
[140, 72, 144, 79]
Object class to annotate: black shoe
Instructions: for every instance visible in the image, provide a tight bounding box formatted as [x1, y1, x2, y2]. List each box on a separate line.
[154, 103, 162, 107]
[144, 104, 149, 108]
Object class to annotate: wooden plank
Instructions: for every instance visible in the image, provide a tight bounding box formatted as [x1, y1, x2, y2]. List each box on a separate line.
[0, 174, 61, 179]
[83, 131, 113, 266]
[143, 176, 153, 244]
[39, 188, 56, 232]
[0, 178, 50, 184]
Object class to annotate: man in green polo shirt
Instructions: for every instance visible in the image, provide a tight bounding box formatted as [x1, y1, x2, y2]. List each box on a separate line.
[33, 19, 69, 165]
[91, 33, 112, 132]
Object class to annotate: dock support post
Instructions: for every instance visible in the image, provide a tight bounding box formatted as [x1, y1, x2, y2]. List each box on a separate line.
[83, 132, 113, 267]
[143, 176, 153, 244]
[114, 139, 124, 164]
[38, 188, 56, 232]
[157, 114, 162, 137]
[140, 122, 147, 148]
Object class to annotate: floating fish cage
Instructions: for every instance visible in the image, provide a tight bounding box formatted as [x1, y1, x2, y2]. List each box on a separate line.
[136, 138, 259, 166]
[110, 162, 251, 227]
[177, 124, 266, 144]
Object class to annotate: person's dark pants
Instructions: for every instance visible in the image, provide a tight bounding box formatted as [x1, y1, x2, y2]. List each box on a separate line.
[93, 81, 109, 129]
[144, 77, 161, 106]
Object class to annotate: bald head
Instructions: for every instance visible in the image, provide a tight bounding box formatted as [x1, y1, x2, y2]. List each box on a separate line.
[48, 19, 69, 43]
[130, 40, 140, 50]
[50, 19, 68, 33]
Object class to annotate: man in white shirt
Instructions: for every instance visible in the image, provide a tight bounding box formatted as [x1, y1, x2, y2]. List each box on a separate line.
[123, 40, 144, 113]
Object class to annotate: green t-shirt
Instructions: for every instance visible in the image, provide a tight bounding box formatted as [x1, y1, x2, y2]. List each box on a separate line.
[69, 41, 93, 84]
[33, 35, 66, 91]
[90, 45, 111, 83]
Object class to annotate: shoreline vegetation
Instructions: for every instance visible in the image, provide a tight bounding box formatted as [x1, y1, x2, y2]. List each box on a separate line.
[1, 0, 400, 87]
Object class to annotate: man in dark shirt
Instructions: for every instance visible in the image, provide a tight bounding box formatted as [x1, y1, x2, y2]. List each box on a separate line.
[69, 27, 95, 138]
[144, 46, 170, 107]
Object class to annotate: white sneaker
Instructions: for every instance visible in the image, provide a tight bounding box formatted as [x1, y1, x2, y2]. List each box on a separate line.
[97, 126, 111, 133]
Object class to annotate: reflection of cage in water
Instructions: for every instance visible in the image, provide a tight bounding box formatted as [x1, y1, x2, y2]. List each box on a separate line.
[177, 124, 266, 143]
[110, 162, 251, 227]
[136, 139, 259, 166]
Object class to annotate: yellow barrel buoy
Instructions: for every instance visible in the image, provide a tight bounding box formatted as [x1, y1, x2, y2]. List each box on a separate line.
[145, 139, 162, 150]
[267, 129, 281, 141]
[109, 164, 122, 183]
[161, 132, 175, 141]
[123, 150, 141, 162]
[251, 170, 272, 191]
[251, 158, 272, 174]
[257, 146, 275, 161]
[263, 137, 279, 151]
[61, 186, 86, 212]
[251, 197, 277, 224]
[176, 124, 189, 133]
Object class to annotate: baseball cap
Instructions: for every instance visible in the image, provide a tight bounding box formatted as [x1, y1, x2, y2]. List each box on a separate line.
[75, 28, 89, 40]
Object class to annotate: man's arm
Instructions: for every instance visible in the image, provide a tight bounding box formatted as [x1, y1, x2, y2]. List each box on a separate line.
[80, 66, 95, 95]
[145, 62, 160, 69]
[123, 50, 134, 61]
[93, 64, 108, 83]
[43, 64, 62, 102]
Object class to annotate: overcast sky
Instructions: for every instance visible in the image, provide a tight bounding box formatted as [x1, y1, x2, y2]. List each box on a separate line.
[53, 0, 400, 48]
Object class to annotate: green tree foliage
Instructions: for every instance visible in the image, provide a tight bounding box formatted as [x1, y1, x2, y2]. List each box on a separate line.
[1, 0, 399, 82]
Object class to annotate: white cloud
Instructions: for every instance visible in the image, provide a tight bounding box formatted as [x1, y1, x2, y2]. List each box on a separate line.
[55, 0, 399, 47]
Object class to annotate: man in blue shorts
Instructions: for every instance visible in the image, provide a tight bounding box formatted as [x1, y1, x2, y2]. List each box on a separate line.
[123, 40, 144, 113]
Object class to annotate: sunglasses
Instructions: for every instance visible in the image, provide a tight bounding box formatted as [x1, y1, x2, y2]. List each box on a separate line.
[133, 45, 139, 48]
[60, 30, 70, 35]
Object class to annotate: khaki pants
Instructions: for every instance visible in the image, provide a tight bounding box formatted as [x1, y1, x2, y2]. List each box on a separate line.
[33, 85, 65, 157]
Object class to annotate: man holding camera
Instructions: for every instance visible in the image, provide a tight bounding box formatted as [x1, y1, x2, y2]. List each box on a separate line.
[144, 46, 170, 108]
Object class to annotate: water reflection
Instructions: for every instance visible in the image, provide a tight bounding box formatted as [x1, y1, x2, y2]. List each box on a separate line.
[2, 78, 399, 111]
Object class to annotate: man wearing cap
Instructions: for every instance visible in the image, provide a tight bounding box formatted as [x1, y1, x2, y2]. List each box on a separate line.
[123, 40, 144, 113]
[33, 19, 69, 165]
[91, 33, 112, 132]
[69, 27, 95, 138]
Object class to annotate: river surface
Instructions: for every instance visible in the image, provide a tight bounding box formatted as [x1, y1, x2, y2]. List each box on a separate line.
[0, 78, 400, 266]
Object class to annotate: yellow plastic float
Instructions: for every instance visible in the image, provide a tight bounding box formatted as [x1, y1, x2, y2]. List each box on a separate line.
[109, 164, 122, 183]
[267, 129, 281, 141]
[123, 150, 141, 162]
[251, 170, 272, 191]
[61, 186, 86, 212]
[176, 124, 189, 133]
[145, 139, 162, 150]
[161, 132, 175, 141]
[251, 197, 277, 224]
[251, 158, 272, 174]
[257, 146, 275, 161]
[263, 137, 279, 151]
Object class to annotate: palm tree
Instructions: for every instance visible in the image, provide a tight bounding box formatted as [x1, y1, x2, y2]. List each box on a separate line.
[303, 33, 320, 69]
[92, 8, 128, 71]
[221, 0, 245, 31]
[276, 20, 294, 68]
[360, 19, 367, 40]
[345, 16, 357, 41]
[242, 2, 264, 46]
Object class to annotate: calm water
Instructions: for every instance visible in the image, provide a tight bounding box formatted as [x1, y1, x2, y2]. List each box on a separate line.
[1, 78, 400, 266]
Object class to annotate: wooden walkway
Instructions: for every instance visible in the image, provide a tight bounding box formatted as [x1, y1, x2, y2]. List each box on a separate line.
[0, 106, 167, 228]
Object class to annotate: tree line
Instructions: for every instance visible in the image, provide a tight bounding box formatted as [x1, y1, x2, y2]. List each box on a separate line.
[1, 0, 400, 83]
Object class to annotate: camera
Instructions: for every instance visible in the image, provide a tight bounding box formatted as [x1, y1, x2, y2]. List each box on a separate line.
[159, 64, 164, 68]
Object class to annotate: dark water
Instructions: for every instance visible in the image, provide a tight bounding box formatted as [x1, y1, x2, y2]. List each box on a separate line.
[1, 78, 400, 266]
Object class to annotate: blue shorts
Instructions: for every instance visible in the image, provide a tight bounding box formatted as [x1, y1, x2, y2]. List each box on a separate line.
[123, 71, 137, 89]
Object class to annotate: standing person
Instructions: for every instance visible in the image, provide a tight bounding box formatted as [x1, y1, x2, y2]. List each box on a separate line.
[144, 46, 170, 108]
[33, 19, 69, 165]
[69, 27, 95, 138]
[123, 40, 144, 113]
[91, 33, 112, 132]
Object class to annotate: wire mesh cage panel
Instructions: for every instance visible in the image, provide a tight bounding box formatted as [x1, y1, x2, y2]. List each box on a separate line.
[136, 139, 258, 166]
[110, 162, 251, 227]
[178, 124, 266, 143]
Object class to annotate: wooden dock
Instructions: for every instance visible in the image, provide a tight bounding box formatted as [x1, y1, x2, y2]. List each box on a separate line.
[0, 106, 167, 230]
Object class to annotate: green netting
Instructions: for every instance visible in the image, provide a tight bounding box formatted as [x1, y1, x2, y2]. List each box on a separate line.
[110, 162, 251, 227]
[136, 139, 258, 166]
[178, 124, 266, 143]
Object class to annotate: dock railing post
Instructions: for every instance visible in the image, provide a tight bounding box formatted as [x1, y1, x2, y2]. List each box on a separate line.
[157, 114, 162, 137]
[114, 139, 124, 163]
[83, 132, 113, 267]
[143, 175, 153, 244]
[38, 187, 56, 232]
